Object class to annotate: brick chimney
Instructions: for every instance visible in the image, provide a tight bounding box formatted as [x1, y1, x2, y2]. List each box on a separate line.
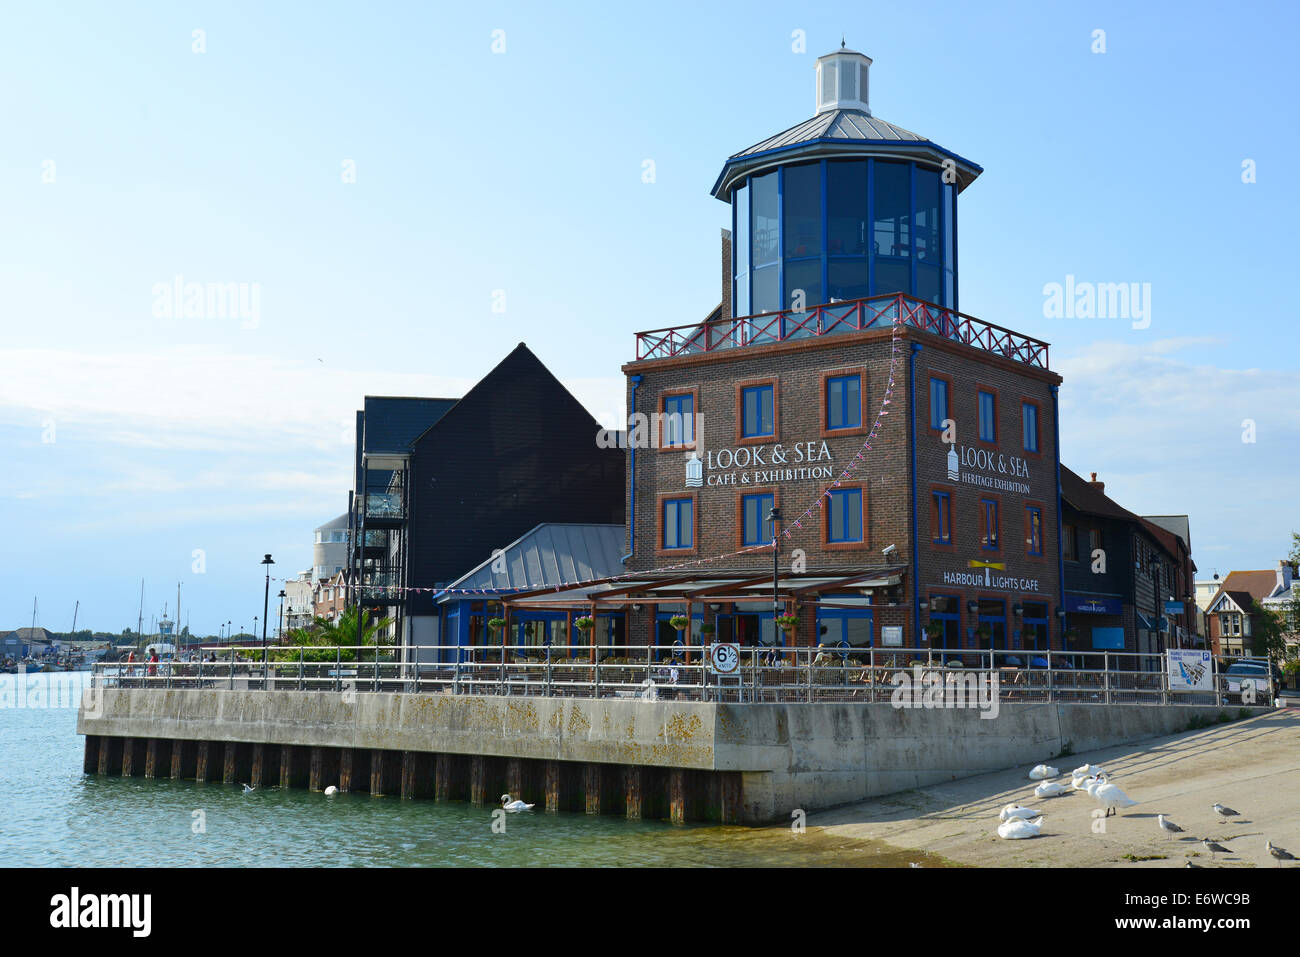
[1277, 559, 1295, 594]
[1088, 471, 1105, 494]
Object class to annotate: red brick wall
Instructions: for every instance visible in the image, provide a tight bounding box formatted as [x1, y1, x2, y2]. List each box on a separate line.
[622, 326, 1063, 650]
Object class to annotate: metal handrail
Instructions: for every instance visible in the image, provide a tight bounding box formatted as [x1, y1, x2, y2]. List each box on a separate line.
[632, 293, 1052, 368]
[86, 644, 1275, 707]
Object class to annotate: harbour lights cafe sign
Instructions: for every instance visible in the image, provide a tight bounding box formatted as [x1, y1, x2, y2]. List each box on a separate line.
[685, 441, 834, 488]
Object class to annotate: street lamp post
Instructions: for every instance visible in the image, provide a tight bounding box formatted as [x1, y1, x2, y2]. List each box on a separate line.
[277, 589, 286, 642]
[768, 506, 782, 659]
[261, 553, 275, 664]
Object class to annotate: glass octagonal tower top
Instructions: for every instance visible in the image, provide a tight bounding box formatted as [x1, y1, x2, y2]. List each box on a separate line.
[714, 46, 982, 317]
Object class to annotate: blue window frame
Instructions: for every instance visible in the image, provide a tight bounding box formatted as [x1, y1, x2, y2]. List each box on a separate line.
[826, 375, 861, 430]
[663, 393, 694, 447]
[931, 490, 952, 545]
[816, 599, 874, 650]
[828, 488, 863, 543]
[929, 377, 949, 430]
[742, 493, 775, 546]
[980, 498, 1000, 551]
[741, 385, 774, 438]
[978, 390, 996, 443]
[1026, 506, 1043, 556]
[663, 498, 693, 549]
[1022, 601, 1049, 652]
[1022, 401, 1039, 453]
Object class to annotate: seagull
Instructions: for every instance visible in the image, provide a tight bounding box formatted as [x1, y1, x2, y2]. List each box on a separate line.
[1093, 776, 1138, 817]
[1029, 764, 1059, 780]
[1156, 814, 1184, 834]
[1185, 861, 1202, 869]
[1202, 839, 1230, 859]
[500, 793, 535, 812]
[998, 816, 1043, 840]
[1035, 781, 1068, 798]
[1212, 802, 1240, 821]
[1267, 841, 1295, 863]
[324, 785, 338, 796]
[242, 784, 255, 794]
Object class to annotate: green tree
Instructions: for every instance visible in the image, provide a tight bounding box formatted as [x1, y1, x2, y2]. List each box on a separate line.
[275, 606, 393, 663]
[1248, 599, 1288, 662]
[1287, 530, 1300, 570]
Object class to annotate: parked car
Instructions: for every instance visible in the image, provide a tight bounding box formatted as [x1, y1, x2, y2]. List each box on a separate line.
[1220, 660, 1277, 705]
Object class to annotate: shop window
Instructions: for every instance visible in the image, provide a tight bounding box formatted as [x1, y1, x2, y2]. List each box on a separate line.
[1022, 402, 1039, 453]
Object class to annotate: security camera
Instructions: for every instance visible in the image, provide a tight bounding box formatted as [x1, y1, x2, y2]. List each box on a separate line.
[881, 544, 898, 558]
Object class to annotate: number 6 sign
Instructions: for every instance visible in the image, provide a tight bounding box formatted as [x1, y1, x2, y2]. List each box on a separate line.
[709, 643, 740, 675]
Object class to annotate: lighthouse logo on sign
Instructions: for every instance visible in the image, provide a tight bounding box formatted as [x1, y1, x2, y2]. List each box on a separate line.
[685, 453, 703, 488]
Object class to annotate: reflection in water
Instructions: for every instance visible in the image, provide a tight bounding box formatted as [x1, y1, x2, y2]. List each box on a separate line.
[1, 673, 940, 867]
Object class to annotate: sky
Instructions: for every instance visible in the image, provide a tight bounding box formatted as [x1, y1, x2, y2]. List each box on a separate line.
[2, 0, 1297, 636]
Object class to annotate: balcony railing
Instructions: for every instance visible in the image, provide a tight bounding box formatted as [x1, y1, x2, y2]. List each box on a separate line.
[363, 491, 404, 519]
[633, 293, 1051, 369]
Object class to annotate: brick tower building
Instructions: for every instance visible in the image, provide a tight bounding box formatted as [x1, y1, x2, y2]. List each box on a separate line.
[618, 47, 1066, 660]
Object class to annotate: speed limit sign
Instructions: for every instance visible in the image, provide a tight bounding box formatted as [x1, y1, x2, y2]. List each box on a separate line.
[708, 642, 740, 675]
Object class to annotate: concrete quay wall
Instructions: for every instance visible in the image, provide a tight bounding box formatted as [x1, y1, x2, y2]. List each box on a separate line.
[77, 689, 1234, 823]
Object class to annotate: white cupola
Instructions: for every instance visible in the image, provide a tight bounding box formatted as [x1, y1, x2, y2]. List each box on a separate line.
[816, 43, 872, 115]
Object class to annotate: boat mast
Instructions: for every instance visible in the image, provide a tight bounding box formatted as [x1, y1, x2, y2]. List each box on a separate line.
[71, 600, 79, 635]
[137, 579, 145, 649]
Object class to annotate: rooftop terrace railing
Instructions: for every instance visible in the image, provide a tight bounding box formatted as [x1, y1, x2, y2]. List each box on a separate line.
[90, 645, 1271, 709]
[633, 293, 1051, 369]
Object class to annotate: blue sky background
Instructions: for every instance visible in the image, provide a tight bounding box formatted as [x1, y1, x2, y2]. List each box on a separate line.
[2, 0, 1297, 635]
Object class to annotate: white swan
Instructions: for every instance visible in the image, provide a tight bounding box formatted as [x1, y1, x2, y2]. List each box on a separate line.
[1034, 781, 1068, 798]
[1028, 764, 1059, 780]
[998, 816, 1043, 839]
[324, 785, 338, 796]
[1073, 773, 1100, 792]
[999, 803, 1042, 822]
[1093, 775, 1137, 817]
[1072, 763, 1107, 778]
[501, 793, 535, 812]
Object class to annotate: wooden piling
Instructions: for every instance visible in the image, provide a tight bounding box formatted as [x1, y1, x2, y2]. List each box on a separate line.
[144, 739, 163, 779]
[340, 748, 371, 793]
[171, 740, 197, 780]
[250, 743, 280, 789]
[310, 746, 341, 792]
[82, 735, 100, 774]
[195, 741, 214, 782]
[400, 751, 433, 799]
[434, 753, 467, 801]
[624, 765, 642, 820]
[370, 749, 400, 797]
[280, 744, 309, 789]
[584, 763, 606, 815]
[668, 768, 688, 824]
[121, 737, 145, 777]
[98, 736, 123, 776]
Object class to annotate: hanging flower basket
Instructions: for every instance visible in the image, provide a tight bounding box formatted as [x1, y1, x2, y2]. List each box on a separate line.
[574, 616, 594, 632]
[775, 615, 799, 634]
[668, 615, 690, 632]
[487, 618, 506, 633]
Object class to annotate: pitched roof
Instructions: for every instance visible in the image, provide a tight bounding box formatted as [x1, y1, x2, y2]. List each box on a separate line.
[1206, 570, 1278, 613]
[1060, 466, 1143, 524]
[438, 523, 625, 598]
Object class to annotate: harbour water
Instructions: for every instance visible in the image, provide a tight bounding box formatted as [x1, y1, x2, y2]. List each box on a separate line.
[1, 673, 930, 867]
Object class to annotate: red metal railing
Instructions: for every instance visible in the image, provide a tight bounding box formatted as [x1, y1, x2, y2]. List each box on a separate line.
[633, 294, 1051, 369]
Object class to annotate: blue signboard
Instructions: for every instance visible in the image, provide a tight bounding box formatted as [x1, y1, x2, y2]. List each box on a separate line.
[1091, 626, 1126, 650]
[1164, 601, 1184, 614]
[1065, 594, 1123, 615]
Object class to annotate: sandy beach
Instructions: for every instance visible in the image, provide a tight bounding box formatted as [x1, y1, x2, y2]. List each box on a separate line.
[810, 708, 1300, 867]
